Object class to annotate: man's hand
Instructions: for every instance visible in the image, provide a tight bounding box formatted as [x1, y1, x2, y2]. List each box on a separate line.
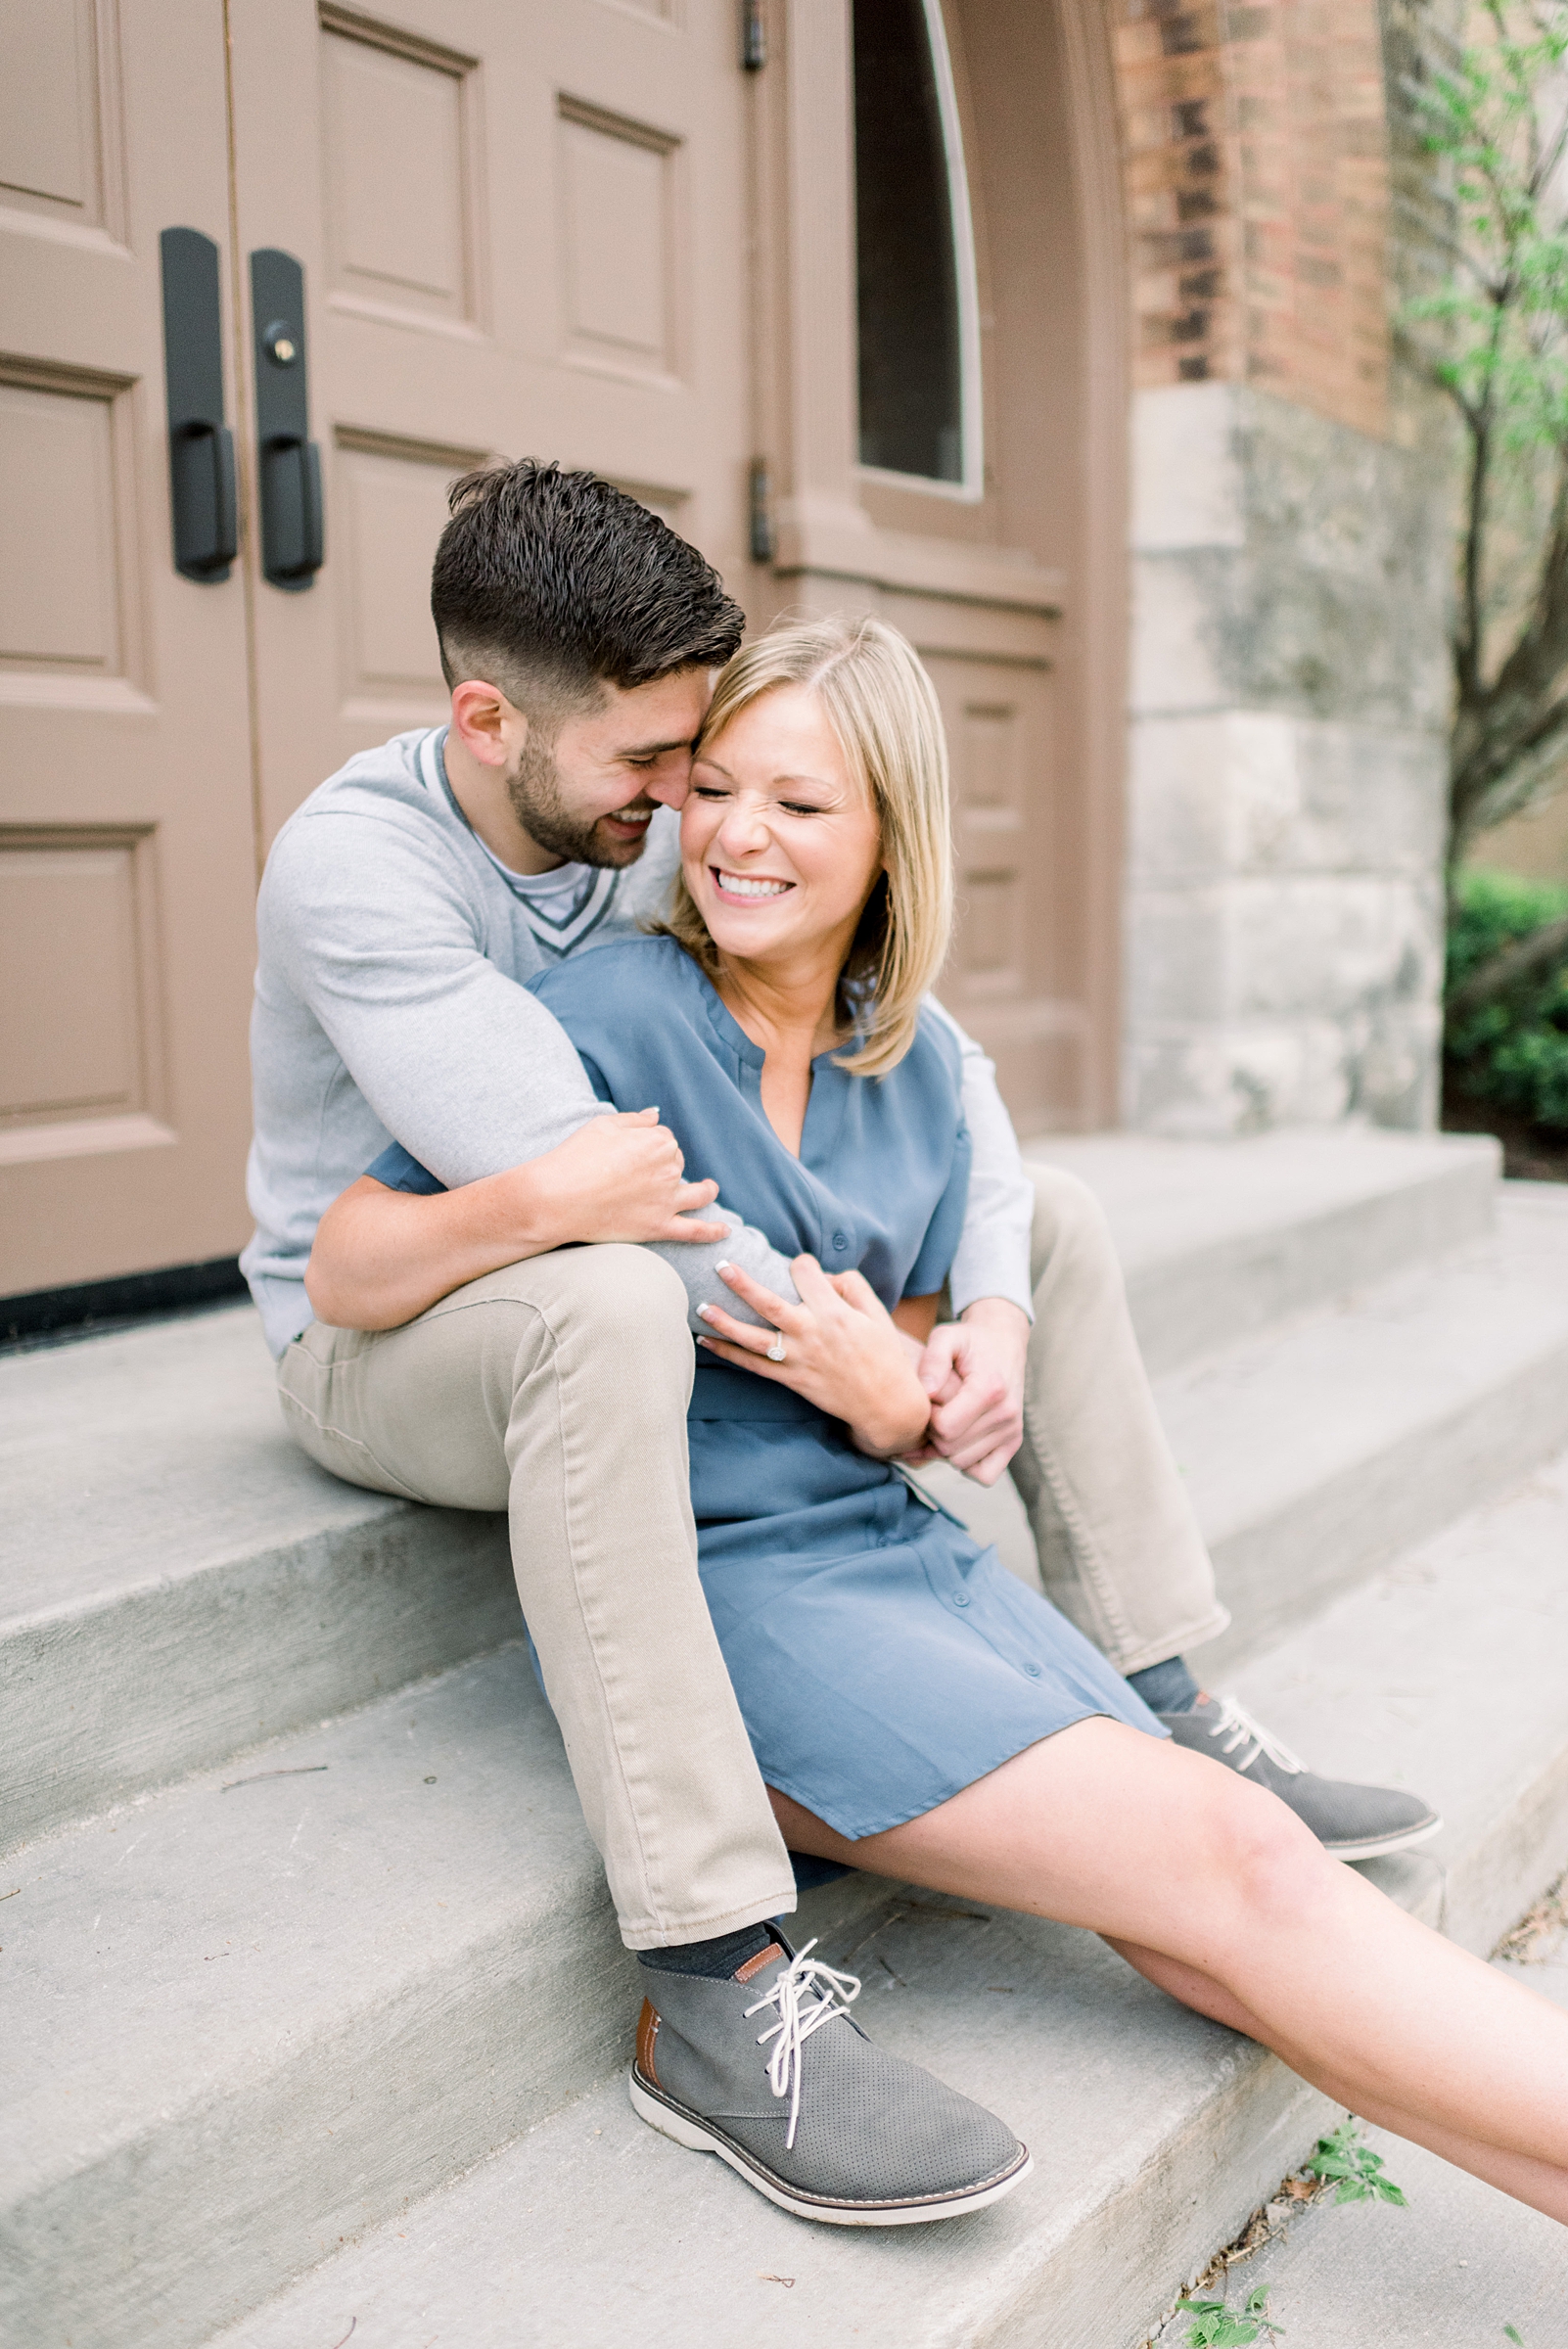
[904, 1297, 1030, 1486]
[526, 1108, 730, 1246]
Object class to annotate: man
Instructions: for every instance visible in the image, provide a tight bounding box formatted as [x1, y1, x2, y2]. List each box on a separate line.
[242, 461, 1438, 2225]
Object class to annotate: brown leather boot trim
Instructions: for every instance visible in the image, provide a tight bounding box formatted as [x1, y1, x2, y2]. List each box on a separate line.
[636, 1997, 662, 2086]
[734, 1942, 786, 1984]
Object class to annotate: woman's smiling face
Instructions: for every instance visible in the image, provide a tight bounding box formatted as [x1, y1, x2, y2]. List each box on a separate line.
[680, 684, 884, 970]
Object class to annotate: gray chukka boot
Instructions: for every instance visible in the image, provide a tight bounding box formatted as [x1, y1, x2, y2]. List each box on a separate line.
[1162, 1693, 1442, 1861]
[630, 1932, 1032, 2224]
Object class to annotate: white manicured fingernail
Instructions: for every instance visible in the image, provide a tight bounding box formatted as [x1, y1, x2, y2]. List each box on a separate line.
[697, 1304, 715, 1321]
[715, 1260, 735, 1274]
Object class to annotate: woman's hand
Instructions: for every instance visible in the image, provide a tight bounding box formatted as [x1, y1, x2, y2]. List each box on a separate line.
[696, 1255, 933, 1459]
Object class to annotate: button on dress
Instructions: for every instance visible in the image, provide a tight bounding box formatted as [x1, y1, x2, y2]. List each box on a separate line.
[373, 935, 1163, 1841]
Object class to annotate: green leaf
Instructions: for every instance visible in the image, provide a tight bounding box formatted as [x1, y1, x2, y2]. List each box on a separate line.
[1305, 2117, 1408, 2209]
[1178, 2299, 1261, 2346]
[1503, 2326, 1524, 2344]
[1176, 2286, 1283, 2345]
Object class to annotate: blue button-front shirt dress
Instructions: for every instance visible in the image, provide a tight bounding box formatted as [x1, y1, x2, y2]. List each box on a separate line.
[369, 933, 1162, 1842]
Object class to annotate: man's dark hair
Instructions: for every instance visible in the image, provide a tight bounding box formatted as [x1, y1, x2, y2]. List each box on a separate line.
[431, 459, 745, 718]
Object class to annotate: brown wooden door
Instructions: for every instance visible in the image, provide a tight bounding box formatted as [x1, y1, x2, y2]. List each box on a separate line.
[1, 0, 761, 1302]
[225, 0, 759, 850]
[0, 0, 260, 1296]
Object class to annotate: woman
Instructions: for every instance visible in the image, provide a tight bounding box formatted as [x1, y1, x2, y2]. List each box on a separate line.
[309, 617, 1568, 2227]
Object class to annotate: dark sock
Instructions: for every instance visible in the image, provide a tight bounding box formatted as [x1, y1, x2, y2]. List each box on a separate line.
[638, 1920, 779, 1980]
[1127, 1654, 1202, 1715]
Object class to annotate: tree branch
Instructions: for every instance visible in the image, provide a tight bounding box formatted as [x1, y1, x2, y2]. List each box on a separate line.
[1452, 676, 1568, 858]
[1455, 401, 1494, 701]
[1446, 909, 1568, 1015]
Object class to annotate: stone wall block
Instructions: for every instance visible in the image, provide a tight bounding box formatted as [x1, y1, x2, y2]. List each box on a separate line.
[1132, 382, 1247, 552]
[1128, 711, 1299, 878]
[1123, 866, 1444, 1136]
[1227, 875, 1437, 1021]
[1125, 883, 1236, 1025]
[1130, 551, 1229, 713]
[1122, 1018, 1354, 1136]
[1123, 371, 1452, 1133]
[1130, 711, 1446, 884]
[1130, 388, 1451, 727]
[1289, 723, 1448, 875]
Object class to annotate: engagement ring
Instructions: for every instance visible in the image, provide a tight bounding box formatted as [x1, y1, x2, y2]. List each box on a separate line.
[766, 1337, 787, 1363]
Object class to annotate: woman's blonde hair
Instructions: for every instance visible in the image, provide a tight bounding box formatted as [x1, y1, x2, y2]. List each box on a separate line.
[655, 616, 952, 1078]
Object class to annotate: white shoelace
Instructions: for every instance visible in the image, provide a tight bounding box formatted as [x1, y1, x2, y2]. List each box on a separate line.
[744, 1939, 861, 2149]
[1205, 1693, 1307, 1777]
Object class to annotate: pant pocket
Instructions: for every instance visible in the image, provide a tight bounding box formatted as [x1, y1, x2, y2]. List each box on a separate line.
[275, 1345, 427, 1502]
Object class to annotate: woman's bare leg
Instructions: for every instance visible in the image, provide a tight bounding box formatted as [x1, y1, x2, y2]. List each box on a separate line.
[768, 1718, 1568, 2223]
[1110, 1939, 1568, 2221]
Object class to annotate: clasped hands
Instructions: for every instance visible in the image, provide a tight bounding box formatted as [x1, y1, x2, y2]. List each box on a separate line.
[697, 1259, 1028, 1486]
[551, 1109, 1030, 1483]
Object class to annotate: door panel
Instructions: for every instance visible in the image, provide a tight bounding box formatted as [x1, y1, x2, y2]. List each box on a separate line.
[228, 0, 756, 849]
[332, 428, 490, 724]
[319, 22, 476, 329]
[0, 0, 257, 1295]
[924, 650, 1083, 1128]
[0, 0, 120, 236]
[0, 373, 128, 676]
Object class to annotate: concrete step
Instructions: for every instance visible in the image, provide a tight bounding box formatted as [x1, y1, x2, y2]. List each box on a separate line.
[1144, 1951, 1568, 2349]
[1, 1136, 1521, 1860]
[1144, 2121, 1568, 2349]
[919, 1183, 1568, 1678]
[1024, 1128, 1499, 1375]
[2, 1645, 637, 2349]
[207, 1452, 1568, 2349]
[1165, 1182, 1568, 1676]
[0, 1306, 516, 1857]
[12, 1450, 1568, 2349]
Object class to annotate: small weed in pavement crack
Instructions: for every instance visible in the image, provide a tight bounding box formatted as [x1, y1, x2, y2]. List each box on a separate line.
[1304, 2118, 1407, 2205]
[1496, 1867, 1568, 1963]
[1176, 2284, 1283, 2346]
[1141, 2115, 1407, 2346]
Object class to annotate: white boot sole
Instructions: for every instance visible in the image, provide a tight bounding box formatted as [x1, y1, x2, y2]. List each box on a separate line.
[628, 2071, 1032, 2226]
[1327, 1813, 1445, 1863]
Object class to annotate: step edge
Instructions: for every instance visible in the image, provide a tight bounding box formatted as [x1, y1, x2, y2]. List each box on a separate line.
[0, 1490, 430, 1640]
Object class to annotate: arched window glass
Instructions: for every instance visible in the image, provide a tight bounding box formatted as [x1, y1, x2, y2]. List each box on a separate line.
[853, 0, 979, 489]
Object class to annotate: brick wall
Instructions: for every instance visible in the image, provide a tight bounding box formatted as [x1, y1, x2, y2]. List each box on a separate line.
[1114, 0, 1390, 438]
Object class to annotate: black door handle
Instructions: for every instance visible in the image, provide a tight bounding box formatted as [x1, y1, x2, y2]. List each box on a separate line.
[250, 248, 324, 591]
[160, 227, 237, 582]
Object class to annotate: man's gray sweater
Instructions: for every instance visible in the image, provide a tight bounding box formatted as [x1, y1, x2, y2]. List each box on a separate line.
[241, 726, 1035, 1359]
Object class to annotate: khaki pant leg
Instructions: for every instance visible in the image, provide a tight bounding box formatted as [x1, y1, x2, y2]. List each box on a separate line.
[1006, 1167, 1231, 1674]
[277, 1244, 797, 1949]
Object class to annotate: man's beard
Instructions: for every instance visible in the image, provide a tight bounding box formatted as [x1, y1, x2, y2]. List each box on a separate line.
[504, 732, 653, 870]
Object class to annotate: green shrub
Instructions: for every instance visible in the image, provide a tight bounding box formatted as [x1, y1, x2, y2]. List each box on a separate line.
[1446, 869, 1568, 1131]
